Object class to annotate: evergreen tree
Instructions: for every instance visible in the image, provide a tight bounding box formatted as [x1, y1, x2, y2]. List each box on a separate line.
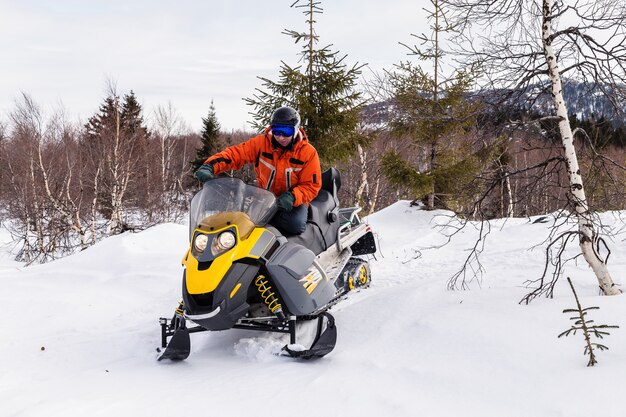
[191, 101, 221, 173]
[121, 91, 149, 140]
[558, 277, 619, 367]
[383, 0, 484, 210]
[83, 88, 150, 234]
[245, 0, 370, 165]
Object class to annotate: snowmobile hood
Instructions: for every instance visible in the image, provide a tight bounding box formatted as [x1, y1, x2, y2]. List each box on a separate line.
[183, 224, 277, 295]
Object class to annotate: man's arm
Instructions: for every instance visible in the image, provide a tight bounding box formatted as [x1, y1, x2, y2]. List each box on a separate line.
[205, 135, 263, 174]
[291, 147, 322, 206]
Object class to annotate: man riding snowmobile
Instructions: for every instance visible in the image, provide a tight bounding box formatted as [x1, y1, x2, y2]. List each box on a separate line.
[158, 108, 377, 360]
[194, 106, 320, 236]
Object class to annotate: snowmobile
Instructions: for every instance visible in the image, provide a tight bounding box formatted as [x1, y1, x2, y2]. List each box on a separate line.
[158, 168, 376, 360]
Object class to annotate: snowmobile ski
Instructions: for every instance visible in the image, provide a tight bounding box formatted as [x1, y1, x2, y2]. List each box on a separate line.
[158, 316, 191, 361]
[157, 328, 190, 361]
[282, 312, 337, 359]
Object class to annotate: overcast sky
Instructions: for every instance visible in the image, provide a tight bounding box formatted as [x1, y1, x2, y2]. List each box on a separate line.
[1, 0, 428, 131]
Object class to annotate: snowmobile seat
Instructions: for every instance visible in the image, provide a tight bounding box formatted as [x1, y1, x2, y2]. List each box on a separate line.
[320, 167, 341, 196]
[286, 168, 341, 255]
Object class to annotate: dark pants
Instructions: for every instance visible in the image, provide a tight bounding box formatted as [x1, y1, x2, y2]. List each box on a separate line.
[270, 204, 308, 236]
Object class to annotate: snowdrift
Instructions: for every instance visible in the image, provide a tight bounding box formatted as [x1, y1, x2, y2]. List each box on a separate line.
[1, 202, 625, 417]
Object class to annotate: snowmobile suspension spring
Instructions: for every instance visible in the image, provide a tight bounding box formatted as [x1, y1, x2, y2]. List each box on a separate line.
[175, 301, 184, 316]
[254, 275, 285, 319]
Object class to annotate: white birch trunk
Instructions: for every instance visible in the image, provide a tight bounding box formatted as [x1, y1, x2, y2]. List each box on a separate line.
[109, 102, 123, 235]
[542, 0, 620, 296]
[91, 163, 101, 245]
[369, 176, 381, 215]
[29, 156, 45, 262]
[160, 134, 167, 194]
[498, 162, 513, 217]
[355, 144, 370, 209]
[504, 169, 514, 217]
[36, 126, 87, 248]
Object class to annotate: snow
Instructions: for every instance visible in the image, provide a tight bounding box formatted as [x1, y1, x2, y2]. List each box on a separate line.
[1, 202, 626, 417]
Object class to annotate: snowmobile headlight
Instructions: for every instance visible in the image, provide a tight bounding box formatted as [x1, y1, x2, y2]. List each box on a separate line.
[212, 230, 236, 255]
[194, 233, 209, 252]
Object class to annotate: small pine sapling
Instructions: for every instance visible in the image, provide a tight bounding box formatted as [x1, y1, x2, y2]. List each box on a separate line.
[558, 277, 619, 366]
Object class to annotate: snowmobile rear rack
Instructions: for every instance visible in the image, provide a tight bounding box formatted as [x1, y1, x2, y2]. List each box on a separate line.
[337, 207, 375, 253]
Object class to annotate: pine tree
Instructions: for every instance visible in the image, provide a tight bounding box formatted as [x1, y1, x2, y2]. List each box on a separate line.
[121, 91, 149, 140]
[558, 277, 619, 367]
[83, 87, 150, 235]
[383, 0, 484, 210]
[191, 101, 221, 173]
[245, 0, 370, 165]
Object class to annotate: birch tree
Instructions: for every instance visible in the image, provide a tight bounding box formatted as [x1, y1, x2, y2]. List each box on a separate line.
[153, 102, 183, 193]
[446, 0, 626, 297]
[3, 95, 88, 261]
[0, 119, 7, 209]
[151, 102, 189, 222]
[84, 83, 149, 235]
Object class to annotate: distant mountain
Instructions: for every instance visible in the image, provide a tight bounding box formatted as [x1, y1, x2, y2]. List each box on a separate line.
[362, 80, 626, 128]
[518, 80, 626, 126]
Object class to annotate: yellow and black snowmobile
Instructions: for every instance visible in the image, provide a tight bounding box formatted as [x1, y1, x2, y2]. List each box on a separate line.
[158, 168, 376, 360]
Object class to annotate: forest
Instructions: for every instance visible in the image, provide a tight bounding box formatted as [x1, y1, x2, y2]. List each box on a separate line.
[1, 0, 625, 287]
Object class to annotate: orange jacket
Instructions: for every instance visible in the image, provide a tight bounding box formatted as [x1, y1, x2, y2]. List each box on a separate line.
[204, 127, 321, 206]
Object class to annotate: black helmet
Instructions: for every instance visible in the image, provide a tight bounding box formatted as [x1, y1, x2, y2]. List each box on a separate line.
[270, 106, 301, 133]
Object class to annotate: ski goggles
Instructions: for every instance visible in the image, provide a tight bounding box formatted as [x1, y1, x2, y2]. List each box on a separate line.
[271, 124, 295, 138]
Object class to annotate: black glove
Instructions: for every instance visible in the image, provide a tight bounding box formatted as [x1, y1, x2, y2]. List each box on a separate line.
[194, 164, 214, 183]
[276, 192, 295, 211]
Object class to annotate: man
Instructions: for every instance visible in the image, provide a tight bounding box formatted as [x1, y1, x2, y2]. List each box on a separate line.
[194, 106, 321, 236]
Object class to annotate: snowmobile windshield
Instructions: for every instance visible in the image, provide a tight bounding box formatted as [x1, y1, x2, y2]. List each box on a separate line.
[189, 177, 277, 237]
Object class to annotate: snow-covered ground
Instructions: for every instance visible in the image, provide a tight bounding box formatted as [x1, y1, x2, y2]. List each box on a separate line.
[1, 203, 625, 417]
